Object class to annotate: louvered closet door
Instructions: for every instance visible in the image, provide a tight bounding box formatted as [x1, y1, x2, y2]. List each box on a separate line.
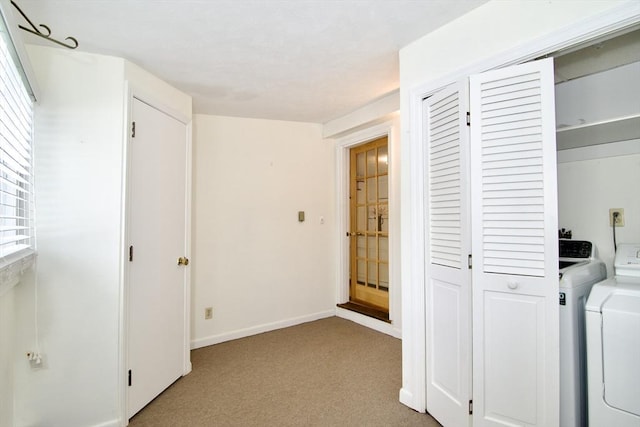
[470, 58, 559, 427]
[425, 81, 472, 427]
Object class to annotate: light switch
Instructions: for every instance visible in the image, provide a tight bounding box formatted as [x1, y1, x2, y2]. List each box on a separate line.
[298, 211, 305, 222]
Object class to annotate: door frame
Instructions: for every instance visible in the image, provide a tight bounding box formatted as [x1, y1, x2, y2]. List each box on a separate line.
[335, 121, 401, 338]
[400, 3, 640, 413]
[118, 84, 193, 423]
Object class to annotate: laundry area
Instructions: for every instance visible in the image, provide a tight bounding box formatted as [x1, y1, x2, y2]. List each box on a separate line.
[585, 244, 640, 427]
[554, 28, 640, 427]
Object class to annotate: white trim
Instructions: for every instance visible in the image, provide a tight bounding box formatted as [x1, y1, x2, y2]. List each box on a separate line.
[183, 120, 193, 375]
[120, 83, 135, 426]
[91, 419, 121, 427]
[403, 3, 640, 414]
[130, 88, 191, 126]
[323, 91, 399, 138]
[557, 139, 640, 163]
[0, 0, 40, 101]
[335, 122, 394, 148]
[335, 307, 401, 339]
[335, 140, 350, 305]
[117, 82, 131, 427]
[334, 122, 397, 321]
[0, 249, 35, 297]
[399, 388, 416, 410]
[190, 310, 336, 349]
[400, 87, 427, 412]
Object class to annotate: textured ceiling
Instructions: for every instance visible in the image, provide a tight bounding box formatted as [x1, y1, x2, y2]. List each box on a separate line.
[13, 0, 487, 123]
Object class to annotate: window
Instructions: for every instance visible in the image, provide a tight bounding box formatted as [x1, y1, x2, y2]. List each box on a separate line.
[0, 9, 35, 293]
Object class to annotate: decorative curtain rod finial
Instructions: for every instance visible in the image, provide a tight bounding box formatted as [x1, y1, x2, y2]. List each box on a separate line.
[11, 0, 78, 49]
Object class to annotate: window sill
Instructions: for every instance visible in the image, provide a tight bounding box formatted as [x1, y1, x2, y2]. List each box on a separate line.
[0, 249, 36, 297]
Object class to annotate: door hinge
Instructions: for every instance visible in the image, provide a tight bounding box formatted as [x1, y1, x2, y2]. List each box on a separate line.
[466, 112, 471, 126]
[129, 245, 134, 262]
[131, 121, 136, 138]
[128, 369, 132, 386]
[469, 399, 473, 415]
[468, 254, 472, 269]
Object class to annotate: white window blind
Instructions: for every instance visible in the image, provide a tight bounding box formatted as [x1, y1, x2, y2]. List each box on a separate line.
[0, 23, 34, 260]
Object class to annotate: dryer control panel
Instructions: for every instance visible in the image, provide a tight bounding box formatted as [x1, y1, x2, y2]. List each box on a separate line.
[615, 244, 640, 277]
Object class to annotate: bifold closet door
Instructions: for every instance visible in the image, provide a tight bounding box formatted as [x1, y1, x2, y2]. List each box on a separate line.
[424, 81, 472, 427]
[470, 58, 559, 427]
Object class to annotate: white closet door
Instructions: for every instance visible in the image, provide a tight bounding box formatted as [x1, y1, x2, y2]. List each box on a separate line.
[470, 58, 559, 427]
[127, 98, 189, 418]
[425, 81, 472, 427]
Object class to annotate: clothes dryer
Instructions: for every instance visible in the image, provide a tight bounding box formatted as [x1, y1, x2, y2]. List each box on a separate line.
[585, 244, 640, 427]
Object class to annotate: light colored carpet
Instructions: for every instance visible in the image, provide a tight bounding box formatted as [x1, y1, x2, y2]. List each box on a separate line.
[129, 316, 441, 427]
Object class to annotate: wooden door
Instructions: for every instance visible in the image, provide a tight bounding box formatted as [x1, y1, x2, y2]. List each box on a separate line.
[349, 137, 389, 311]
[127, 97, 189, 418]
[424, 81, 472, 427]
[470, 58, 559, 427]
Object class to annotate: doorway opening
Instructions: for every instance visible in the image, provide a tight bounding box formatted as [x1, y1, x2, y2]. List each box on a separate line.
[338, 136, 390, 322]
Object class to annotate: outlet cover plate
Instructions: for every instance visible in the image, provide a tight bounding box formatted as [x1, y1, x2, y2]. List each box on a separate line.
[609, 208, 625, 226]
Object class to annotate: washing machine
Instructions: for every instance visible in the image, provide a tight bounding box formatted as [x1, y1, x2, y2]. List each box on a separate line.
[559, 239, 607, 427]
[585, 243, 640, 427]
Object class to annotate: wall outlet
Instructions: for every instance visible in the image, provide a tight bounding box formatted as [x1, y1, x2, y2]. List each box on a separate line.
[204, 307, 213, 320]
[26, 352, 43, 366]
[609, 208, 625, 227]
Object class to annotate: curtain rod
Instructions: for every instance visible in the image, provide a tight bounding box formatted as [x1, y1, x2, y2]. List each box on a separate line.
[11, 0, 77, 49]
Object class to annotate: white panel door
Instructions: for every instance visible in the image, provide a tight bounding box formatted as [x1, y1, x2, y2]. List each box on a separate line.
[425, 81, 472, 427]
[470, 58, 559, 427]
[127, 98, 189, 418]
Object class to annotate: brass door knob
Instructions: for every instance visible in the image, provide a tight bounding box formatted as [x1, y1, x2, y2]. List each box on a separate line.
[177, 257, 190, 266]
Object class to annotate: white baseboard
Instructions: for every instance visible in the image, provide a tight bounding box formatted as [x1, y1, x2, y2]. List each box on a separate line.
[190, 310, 335, 349]
[92, 418, 121, 427]
[336, 307, 402, 339]
[399, 388, 424, 413]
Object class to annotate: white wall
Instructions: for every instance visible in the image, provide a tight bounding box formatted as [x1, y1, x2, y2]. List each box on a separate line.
[191, 115, 335, 348]
[397, 0, 637, 412]
[558, 147, 640, 276]
[10, 45, 192, 427]
[0, 286, 17, 427]
[13, 45, 126, 427]
[322, 91, 402, 337]
[400, 0, 630, 89]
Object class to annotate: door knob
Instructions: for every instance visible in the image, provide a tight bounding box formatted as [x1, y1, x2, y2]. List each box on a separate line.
[177, 257, 189, 266]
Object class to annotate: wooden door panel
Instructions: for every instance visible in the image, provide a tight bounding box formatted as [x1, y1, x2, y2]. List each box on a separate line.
[349, 137, 389, 311]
